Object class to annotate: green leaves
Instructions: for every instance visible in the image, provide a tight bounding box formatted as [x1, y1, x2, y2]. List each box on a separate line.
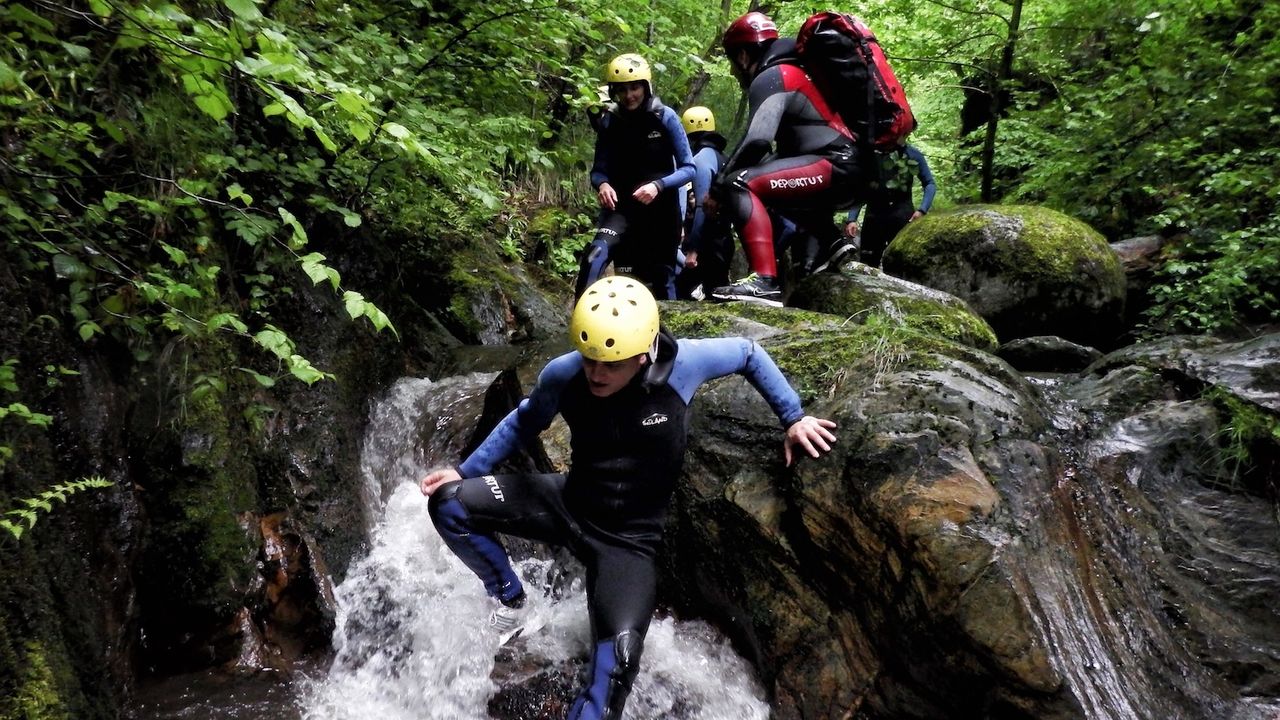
[1, 477, 115, 541]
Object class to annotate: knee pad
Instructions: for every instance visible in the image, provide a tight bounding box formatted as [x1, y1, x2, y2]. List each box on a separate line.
[585, 238, 609, 263]
[604, 630, 644, 720]
[611, 629, 643, 679]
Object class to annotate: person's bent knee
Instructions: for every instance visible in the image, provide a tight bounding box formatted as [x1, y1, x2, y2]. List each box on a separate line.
[427, 481, 468, 533]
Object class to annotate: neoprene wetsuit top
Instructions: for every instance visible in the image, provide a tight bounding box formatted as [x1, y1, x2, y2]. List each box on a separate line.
[590, 98, 695, 195]
[683, 131, 729, 255]
[719, 38, 855, 182]
[456, 329, 804, 548]
[847, 144, 936, 222]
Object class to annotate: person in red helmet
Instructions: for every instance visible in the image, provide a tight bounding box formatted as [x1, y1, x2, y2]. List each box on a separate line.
[706, 11, 863, 306]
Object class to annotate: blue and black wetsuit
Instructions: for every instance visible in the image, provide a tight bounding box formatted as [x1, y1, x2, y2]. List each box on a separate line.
[846, 144, 935, 266]
[676, 130, 735, 298]
[578, 99, 696, 301]
[428, 328, 805, 720]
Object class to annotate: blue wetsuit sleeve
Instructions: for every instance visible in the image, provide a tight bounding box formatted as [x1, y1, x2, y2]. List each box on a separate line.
[654, 108, 696, 192]
[685, 148, 717, 253]
[456, 352, 580, 477]
[668, 338, 805, 428]
[907, 145, 936, 212]
[846, 205, 863, 224]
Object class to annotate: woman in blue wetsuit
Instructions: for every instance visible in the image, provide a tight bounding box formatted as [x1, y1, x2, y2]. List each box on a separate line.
[576, 54, 696, 301]
[420, 276, 838, 720]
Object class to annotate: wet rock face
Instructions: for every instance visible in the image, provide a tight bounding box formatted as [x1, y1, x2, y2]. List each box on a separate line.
[882, 205, 1127, 350]
[659, 328, 1280, 719]
[998, 336, 1103, 373]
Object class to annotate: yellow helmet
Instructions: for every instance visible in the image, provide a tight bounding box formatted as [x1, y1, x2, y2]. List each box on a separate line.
[680, 106, 715, 134]
[606, 53, 652, 94]
[571, 277, 660, 361]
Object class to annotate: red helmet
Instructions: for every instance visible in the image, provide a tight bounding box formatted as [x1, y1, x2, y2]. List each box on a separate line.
[722, 12, 778, 52]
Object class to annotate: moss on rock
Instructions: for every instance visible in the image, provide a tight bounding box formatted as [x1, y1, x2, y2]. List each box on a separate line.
[883, 204, 1126, 349]
[789, 264, 999, 351]
[660, 301, 841, 341]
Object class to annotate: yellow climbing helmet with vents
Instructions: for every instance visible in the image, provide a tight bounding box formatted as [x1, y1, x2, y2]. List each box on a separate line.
[681, 106, 715, 134]
[605, 53, 653, 96]
[571, 277, 660, 361]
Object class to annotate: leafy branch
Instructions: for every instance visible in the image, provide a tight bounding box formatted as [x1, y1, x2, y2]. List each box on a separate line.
[0, 477, 115, 542]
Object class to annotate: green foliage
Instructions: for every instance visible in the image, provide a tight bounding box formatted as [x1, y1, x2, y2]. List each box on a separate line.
[1204, 387, 1280, 487]
[4, 641, 70, 720]
[0, 477, 114, 542]
[845, 0, 1279, 335]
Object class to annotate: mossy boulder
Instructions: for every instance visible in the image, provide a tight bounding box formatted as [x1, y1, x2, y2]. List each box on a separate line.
[883, 205, 1126, 349]
[446, 245, 569, 346]
[787, 263, 999, 352]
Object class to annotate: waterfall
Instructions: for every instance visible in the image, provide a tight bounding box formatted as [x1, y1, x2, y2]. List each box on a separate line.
[300, 377, 771, 719]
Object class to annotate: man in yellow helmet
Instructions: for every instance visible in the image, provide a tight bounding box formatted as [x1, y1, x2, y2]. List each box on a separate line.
[577, 54, 695, 301]
[420, 276, 837, 720]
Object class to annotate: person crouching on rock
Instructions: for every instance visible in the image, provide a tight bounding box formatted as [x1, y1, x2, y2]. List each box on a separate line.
[420, 276, 837, 720]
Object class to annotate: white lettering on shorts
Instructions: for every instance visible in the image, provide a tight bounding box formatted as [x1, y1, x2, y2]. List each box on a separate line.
[641, 412, 669, 427]
[484, 476, 505, 503]
[768, 174, 825, 190]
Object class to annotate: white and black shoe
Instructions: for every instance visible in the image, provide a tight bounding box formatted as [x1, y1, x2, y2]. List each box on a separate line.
[808, 238, 857, 274]
[489, 592, 528, 645]
[709, 273, 783, 307]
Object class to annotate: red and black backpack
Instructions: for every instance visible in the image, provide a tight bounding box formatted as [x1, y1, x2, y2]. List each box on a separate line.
[795, 11, 915, 151]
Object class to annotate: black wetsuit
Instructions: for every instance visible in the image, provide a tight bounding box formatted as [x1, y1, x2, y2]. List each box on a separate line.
[427, 329, 806, 720]
[578, 100, 695, 300]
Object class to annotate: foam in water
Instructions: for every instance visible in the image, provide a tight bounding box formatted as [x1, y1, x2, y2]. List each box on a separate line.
[301, 378, 770, 719]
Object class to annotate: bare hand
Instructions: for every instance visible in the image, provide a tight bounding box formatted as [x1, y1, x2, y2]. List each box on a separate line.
[598, 183, 618, 210]
[844, 221, 859, 238]
[684, 250, 699, 269]
[909, 210, 923, 222]
[420, 467, 461, 496]
[784, 416, 838, 466]
[632, 182, 659, 205]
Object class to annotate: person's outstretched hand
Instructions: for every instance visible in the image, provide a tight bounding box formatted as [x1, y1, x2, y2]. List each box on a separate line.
[784, 416, 838, 466]
[420, 467, 461, 496]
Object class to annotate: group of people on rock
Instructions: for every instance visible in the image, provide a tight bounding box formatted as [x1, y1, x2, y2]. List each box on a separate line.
[418, 11, 935, 720]
[576, 11, 936, 309]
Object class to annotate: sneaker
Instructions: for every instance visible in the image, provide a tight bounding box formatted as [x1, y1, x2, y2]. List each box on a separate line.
[709, 274, 783, 307]
[808, 238, 857, 274]
[489, 592, 529, 645]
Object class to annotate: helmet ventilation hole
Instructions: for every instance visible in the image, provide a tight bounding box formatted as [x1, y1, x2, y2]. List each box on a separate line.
[605, 339, 615, 348]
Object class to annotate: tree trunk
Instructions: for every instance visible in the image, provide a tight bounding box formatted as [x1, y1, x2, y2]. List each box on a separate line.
[981, 0, 1023, 201]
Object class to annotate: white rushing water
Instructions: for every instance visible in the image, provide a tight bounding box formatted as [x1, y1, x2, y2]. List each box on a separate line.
[300, 378, 771, 720]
